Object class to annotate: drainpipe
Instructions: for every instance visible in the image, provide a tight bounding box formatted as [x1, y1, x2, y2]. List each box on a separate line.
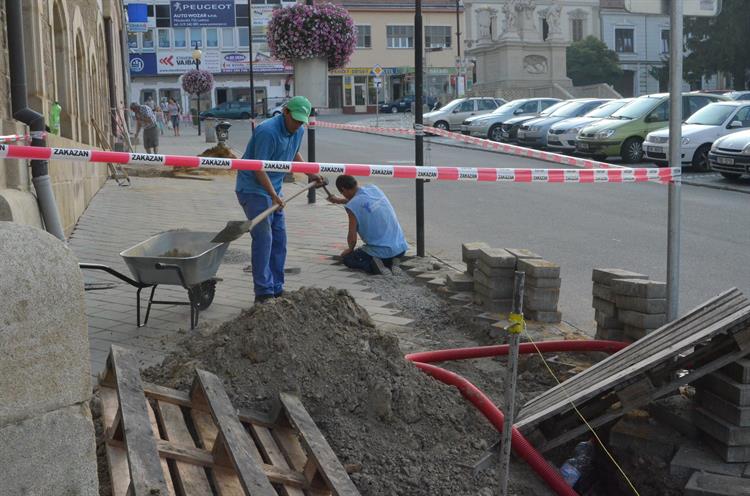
[105, 18, 118, 140]
[7, 0, 65, 240]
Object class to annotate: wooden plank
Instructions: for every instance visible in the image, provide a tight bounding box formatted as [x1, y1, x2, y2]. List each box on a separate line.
[156, 401, 213, 496]
[272, 426, 307, 472]
[186, 408, 244, 496]
[108, 346, 170, 496]
[252, 425, 306, 496]
[100, 387, 130, 496]
[146, 402, 176, 496]
[192, 369, 277, 496]
[279, 393, 360, 496]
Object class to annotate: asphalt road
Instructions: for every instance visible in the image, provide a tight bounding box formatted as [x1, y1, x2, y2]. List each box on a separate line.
[295, 124, 750, 334]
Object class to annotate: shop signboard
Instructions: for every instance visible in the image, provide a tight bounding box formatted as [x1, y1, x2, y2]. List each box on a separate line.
[624, 0, 721, 16]
[170, 1, 236, 28]
[220, 52, 292, 74]
[157, 50, 221, 74]
[127, 3, 148, 33]
[129, 53, 157, 76]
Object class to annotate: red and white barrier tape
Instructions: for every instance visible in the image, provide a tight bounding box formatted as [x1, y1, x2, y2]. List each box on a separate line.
[0, 143, 680, 184]
[313, 120, 628, 170]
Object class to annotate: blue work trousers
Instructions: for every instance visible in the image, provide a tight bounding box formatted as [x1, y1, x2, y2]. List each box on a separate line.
[237, 192, 286, 297]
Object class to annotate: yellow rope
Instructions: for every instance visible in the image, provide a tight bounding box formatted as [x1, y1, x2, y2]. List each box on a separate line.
[520, 328, 642, 496]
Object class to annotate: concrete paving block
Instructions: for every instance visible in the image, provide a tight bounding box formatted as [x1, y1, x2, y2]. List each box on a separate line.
[595, 326, 625, 341]
[473, 270, 515, 292]
[526, 276, 562, 289]
[525, 309, 562, 323]
[592, 282, 616, 303]
[704, 436, 750, 463]
[592, 268, 649, 285]
[698, 389, 750, 427]
[592, 297, 617, 315]
[478, 247, 516, 268]
[614, 295, 668, 314]
[595, 310, 623, 329]
[684, 471, 750, 496]
[695, 407, 750, 446]
[650, 395, 700, 440]
[517, 258, 560, 279]
[462, 242, 490, 263]
[466, 260, 476, 276]
[474, 261, 516, 279]
[609, 417, 680, 459]
[505, 248, 542, 260]
[426, 278, 446, 290]
[722, 359, 750, 385]
[695, 372, 750, 407]
[473, 293, 513, 313]
[670, 444, 746, 483]
[611, 278, 667, 299]
[0, 403, 98, 495]
[474, 281, 514, 299]
[524, 287, 560, 311]
[446, 272, 474, 292]
[473, 312, 503, 327]
[618, 309, 667, 329]
[448, 292, 474, 305]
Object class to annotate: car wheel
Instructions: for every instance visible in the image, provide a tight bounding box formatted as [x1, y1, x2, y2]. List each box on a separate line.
[489, 125, 503, 142]
[240, 112, 250, 120]
[620, 137, 644, 164]
[691, 144, 712, 172]
[390, 106, 399, 114]
[720, 172, 743, 180]
[653, 160, 668, 168]
[434, 121, 449, 131]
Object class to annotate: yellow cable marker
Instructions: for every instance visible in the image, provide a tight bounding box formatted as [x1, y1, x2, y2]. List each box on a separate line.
[508, 312, 525, 334]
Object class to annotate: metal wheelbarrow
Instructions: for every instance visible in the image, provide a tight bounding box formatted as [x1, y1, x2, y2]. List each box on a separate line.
[80, 231, 229, 329]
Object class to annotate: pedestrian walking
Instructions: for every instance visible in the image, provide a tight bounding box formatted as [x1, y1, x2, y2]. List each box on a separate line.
[130, 102, 159, 153]
[327, 175, 408, 274]
[235, 95, 322, 303]
[167, 97, 181, 137]
[154, 105, 165, 135]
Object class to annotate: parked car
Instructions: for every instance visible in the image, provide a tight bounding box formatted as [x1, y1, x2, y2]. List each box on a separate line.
[461, 98, 561, 140]
[708, 129, 750, 179]
[499, 100, 569, 143]
[423, 97, 505, 131]
[380, 95, 439, 113]
[726, 91, 750, 101]
[267, 98, 289, 117]
[643, 101, 750, 170]
[546, 99, 634, 153]
[199, 101, 252, 120]
[516, 99, 611, 148]
[575, 92, 728, 163]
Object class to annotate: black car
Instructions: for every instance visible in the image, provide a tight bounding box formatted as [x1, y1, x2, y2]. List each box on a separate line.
[499, 115, 540, 143]
[380, 95, 439, 113]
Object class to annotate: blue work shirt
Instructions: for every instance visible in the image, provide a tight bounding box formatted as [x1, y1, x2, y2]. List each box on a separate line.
[236, 114, 304, 197]
[346, 185, 408, 259]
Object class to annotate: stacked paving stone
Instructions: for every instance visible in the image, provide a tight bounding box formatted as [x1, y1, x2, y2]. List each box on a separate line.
[592, 268, 649, 341]
[472, 248, 517, 313]
[611, 278, 667, 341]
[518, 258, 562, 323]
[694, 359, 750, 463]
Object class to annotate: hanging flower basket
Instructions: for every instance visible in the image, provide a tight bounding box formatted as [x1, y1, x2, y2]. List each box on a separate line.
[267, 3, 356, 70]
[182, 69, 214, 95]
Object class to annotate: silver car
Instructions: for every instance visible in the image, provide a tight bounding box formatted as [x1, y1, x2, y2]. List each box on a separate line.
[461, 98, 561, 141]
[424, 97, 504, 131]
[547, 99, 633, 152]
[516, 99, 611, 148]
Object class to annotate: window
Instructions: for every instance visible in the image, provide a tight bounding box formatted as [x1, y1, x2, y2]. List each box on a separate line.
[155, 5, 170, 28]
[520, 100, 539, 113]
[157, 28, 170, 48]
[477, 99, 497, 111]
[128, 32, 139, 49]
[206, 28, 219, 48]
[222, 27, 235, 48]
[540, 99, 559, 110]
[142, 29, 154, 49]
[387, 25, 414, 49]
[238, 27, 249, 47]
[173, 28, 187, 48]
[734, 106, 750, 126]
[572, 19, 584, 42]
[687, 95, 711, 115]
[661, 30, 669, 53]
[235, 4, 249, 27]
[190, 28, 202, 48]
[425, 26, 451, 48]
[457, 100, 474, 112]
[615, 28, 634, 53]
[356, 25, 371, 48]
[648, 101, 669, 122]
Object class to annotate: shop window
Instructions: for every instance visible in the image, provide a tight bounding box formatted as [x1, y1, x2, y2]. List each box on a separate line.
[238, 27, 249, 47]
[206, 28, 219, 48]
[222, 28, 235, 48]
[425, 26, 451, 48]
[128, 32, 139, 49]
[356, 25, 371, 48]
[190, 28, 202, 48]
[142, 29, 155, 49]
[387, 25, 414, 49]
[158, 29, 170, 49]
[615, 28, 634, 53]
[174, 28, 187, 48]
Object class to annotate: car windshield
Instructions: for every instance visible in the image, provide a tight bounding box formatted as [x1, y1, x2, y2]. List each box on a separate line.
[491, 101, 520, 114]
[685, 104, 737, 126]
[550, 101, 592, 118]
[441, 99, 465, 111]
[584, 100, 630, 118]
[539, 101, 570, 117]
[610, 97, 662, 119]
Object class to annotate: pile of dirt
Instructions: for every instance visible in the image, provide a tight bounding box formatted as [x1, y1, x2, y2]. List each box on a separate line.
[143, 287, 551, 495]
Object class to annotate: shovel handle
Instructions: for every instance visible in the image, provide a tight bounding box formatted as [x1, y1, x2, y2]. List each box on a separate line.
[246, 182, 318, 231]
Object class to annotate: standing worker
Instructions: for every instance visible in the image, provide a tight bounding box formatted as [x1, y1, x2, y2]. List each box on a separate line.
[130, 102, 159, 154]
[327, 175, 408, 275]
[236, 96, 322, 303]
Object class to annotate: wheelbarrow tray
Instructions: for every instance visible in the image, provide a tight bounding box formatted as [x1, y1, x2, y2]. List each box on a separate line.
[120, 231, 229, 287]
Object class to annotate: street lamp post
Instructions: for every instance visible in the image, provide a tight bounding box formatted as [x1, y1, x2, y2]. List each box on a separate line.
[415, 0, 425, 257]
[456, 0, 462, 98]
[248, 5, 256, 123]
[192, 43, 202, 136]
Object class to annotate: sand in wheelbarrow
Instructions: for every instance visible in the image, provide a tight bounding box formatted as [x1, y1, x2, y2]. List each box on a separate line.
[143, 287, 554, 496]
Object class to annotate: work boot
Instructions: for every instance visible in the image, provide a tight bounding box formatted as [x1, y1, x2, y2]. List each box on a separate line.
[372, 257, 389, 275]
[254, 294, 274, 304]
[274, 291, 285, 298]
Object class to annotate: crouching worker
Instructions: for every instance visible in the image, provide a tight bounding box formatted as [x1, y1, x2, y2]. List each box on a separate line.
[328, 175, 408, 274]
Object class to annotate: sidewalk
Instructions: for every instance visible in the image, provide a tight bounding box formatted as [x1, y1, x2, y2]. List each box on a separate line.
[70, 127, 412, 381]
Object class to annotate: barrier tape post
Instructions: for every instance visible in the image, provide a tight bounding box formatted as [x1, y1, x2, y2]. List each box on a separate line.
[307, 110, 317, 204]
[499, 272, 525, 496]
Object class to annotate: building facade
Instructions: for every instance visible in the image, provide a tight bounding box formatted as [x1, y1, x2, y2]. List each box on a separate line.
[1, 0, 128, 235]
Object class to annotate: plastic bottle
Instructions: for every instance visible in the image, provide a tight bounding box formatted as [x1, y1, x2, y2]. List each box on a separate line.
[559, 441, 595, 487]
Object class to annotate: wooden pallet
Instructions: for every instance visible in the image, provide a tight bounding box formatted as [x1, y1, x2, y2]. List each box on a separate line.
[515, 288, 750, 452]
[99, 345, 360, 496]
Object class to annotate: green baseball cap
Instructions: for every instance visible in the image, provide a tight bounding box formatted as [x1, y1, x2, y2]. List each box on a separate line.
[286, 96, 312, 124]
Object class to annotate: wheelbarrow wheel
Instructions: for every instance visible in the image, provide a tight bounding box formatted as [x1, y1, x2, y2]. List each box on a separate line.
[195, 280, 216, 310]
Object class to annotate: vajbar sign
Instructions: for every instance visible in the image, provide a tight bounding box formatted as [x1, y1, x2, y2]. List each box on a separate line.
[170, 1, 236, 28]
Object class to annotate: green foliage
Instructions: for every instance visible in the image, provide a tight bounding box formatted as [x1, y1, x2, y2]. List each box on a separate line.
[685, 0, 750, 89]
[566, 36, 623, 87]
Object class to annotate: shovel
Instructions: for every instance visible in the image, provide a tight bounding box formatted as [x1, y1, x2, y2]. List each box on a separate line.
[211, 182, 319, 243]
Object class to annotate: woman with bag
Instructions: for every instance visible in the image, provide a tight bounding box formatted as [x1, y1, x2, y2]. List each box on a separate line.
[167, 97, 181, 137]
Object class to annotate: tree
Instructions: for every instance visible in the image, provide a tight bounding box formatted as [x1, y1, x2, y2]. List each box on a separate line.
[566, 36, 623, 87]
[685, 0, 750, 89]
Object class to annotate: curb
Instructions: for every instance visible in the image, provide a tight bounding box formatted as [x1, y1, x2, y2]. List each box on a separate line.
[682, 179, 750, 195]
